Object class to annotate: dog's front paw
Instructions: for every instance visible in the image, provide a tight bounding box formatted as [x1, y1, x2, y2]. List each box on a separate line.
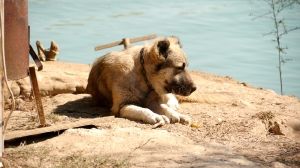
[179, 114, 191, 125]
[145, 113, 170, 128]
[152, 115, 170, 128]
[168, 112, 180, 123]
[166, 96, 179, 110]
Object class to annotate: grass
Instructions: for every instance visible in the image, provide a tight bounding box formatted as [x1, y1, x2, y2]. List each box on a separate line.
[46, 113, 61, 123]
[3, 145, 50, 168]
[57, 154, 132, 168]
[3, 145, 132, 168]
[252, 111, 275, 121]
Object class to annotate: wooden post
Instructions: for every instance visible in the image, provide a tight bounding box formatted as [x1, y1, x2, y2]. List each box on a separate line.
[122, 38, 130, 49]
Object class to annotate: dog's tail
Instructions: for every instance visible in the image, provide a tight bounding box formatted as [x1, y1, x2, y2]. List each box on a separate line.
[176, 92, 232, 104]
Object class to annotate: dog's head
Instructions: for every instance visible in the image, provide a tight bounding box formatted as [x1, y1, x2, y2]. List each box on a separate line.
[144, 36, 196, 96]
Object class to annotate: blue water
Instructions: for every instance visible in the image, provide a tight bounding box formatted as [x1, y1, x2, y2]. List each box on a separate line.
[28, 0, 300, 98]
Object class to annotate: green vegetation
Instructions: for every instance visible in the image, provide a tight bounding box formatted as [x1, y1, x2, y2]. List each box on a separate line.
[250, 0, 300, 95]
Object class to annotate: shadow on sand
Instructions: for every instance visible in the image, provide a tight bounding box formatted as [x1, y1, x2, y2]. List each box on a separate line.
[53, 96, 110, 119]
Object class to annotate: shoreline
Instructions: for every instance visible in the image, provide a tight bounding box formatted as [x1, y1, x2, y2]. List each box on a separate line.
[3, 61, 300, 167]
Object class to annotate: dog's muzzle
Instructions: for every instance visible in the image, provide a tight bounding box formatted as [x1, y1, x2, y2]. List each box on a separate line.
[164, 70, 197, 96]
[174, 84, 196, 96]
[165, 82, 197, 96]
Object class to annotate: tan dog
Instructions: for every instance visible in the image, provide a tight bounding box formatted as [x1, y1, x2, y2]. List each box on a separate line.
[87, 37, 196, 127]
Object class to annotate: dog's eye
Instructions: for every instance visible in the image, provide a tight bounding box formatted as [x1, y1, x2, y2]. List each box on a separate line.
[156, 63, 164, 71]
[176, 63, 185, 72]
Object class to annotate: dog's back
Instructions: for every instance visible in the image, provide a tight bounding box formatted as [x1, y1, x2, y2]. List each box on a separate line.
[87, 55, 110, 107]
[87, 46, 142, 108]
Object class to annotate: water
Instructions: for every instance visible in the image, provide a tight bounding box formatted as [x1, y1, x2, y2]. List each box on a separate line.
[28, 0, 300, 98]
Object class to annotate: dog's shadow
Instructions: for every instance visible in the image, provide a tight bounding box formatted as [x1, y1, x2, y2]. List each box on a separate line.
[53, 96, 110, 119]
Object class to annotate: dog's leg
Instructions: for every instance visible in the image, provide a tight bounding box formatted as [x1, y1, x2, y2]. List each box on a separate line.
[161, 93, 179, 110]
[120, 105, 170, 127]
[149, 100, 191, 125]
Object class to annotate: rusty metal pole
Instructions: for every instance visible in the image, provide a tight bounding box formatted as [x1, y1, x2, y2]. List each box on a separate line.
[4, 0, 29, 80]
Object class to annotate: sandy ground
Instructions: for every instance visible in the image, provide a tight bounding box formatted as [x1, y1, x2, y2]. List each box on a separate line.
[2, 62, 300, 168]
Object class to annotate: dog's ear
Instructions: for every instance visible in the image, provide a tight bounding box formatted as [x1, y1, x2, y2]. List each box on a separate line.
[170, 36, 182, 48]
[157, 39, 170, 59]
[148, 38, 170, 62]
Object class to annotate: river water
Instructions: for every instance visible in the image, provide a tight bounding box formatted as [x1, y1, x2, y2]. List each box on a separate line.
[28, 0, 300, 98]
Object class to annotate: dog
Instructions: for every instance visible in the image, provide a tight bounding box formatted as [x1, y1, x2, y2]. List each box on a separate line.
[87, 36, 196, 127]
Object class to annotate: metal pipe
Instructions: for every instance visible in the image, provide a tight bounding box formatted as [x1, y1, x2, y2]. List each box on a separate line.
[4, 0, 29, 80]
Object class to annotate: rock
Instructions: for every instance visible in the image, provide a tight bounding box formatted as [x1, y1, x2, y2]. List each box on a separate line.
[231, 100, 256, 109]
[251, 119, 267, 135]
[15, 98, 26, 111]
[39, 82, 77, 96]
[271, 161, 288, 168]
[75, 81, 87, 93]
[268, 120, 294, 137]
[240, 100, 256, 109]
[36, 62, 89, 96]
[7, 62, 90, 98]
[4, 81, 21, 100]
[16, 77, 32, 98]
[268, 121, 284, 135]
[286, 119, 300, 131]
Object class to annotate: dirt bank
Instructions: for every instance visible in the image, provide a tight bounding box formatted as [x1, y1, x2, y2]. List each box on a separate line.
[2, 62, 300, 168]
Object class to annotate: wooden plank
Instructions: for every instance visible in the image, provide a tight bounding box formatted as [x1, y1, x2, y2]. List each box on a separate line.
[29, 26, 43, 71]
[4, 116, 115, 141]
[94, 40, 123, 51]
[94, 34, 157, 51]
[129, 34, 156, 43]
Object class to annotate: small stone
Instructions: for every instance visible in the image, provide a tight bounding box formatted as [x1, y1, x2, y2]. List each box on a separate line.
[232, 102, 238, 106]
[216, 118, 223, 125]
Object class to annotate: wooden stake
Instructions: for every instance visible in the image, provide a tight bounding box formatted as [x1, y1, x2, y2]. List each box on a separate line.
[28, 67, 46, 126]
[122, 38, 130, 49]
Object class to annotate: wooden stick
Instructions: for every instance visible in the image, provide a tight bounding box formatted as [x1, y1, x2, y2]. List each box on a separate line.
[94, 34, 157, 51]
[4, 116, 115, 141]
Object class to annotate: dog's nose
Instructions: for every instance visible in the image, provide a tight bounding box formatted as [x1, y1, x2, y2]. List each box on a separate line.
[191, 85, 197, 93]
